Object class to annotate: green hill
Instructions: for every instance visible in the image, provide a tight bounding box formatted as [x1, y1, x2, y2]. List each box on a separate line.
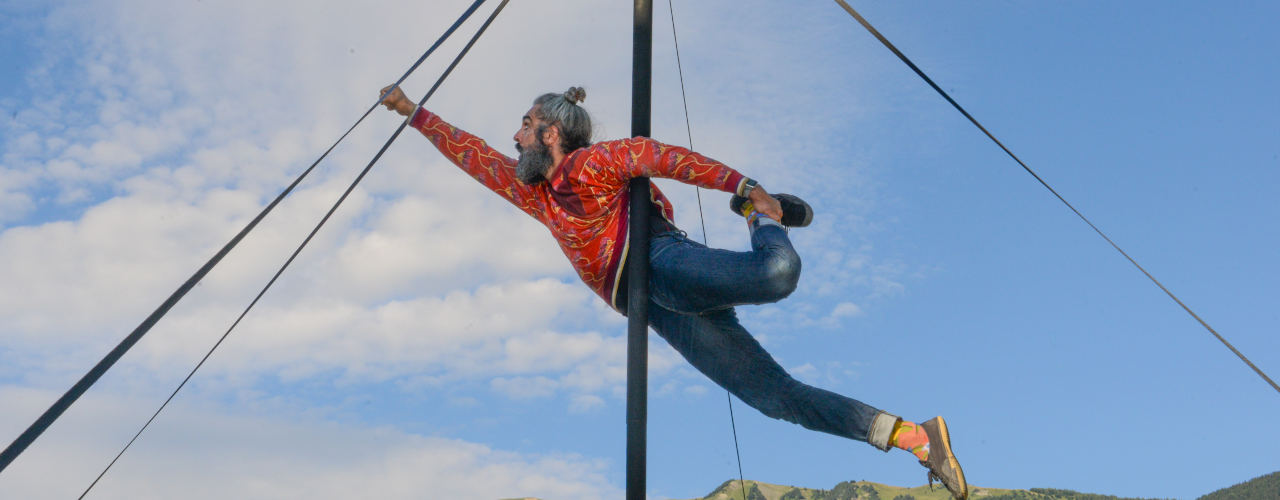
[510, 470, 1279, 500]
[683, 479, 1169, 500]
[1196, 470, 1280, 500]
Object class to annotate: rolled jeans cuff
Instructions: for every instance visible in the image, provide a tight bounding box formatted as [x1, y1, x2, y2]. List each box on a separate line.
[867, 411, 901, 452]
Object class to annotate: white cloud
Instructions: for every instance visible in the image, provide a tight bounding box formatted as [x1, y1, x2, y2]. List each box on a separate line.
[0, 385, 621, 500]
[140, 279, 610, 380]
[0, 189, 260, 340]
[830, 301, 864, 319]
[568, 394, 605, 414]
[491, 376, 558, 400]
[791, 362, 818, 381]
[323, 193, 566, 302]
[789, 361, 859, 388]
[0, 167, 35, 223]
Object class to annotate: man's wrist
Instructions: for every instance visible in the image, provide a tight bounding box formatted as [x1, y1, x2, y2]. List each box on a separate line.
[737, 178, 759, 197]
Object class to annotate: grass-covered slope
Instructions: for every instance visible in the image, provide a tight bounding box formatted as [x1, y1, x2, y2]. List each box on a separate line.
[687, 479, 1170, 500]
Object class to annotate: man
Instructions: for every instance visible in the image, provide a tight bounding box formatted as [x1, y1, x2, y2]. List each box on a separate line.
[380, 85, 968, 499]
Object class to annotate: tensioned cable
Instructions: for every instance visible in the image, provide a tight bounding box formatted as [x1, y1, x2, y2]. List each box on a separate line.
[667, 0, 710, 245]
[665, 1, 748, 498]
[75, 2, 512, 497]
[0, 0, 493, 478]
[831, 0, 1278, 394]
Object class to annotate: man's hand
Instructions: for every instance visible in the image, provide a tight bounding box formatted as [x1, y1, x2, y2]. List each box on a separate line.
[748, 185, 784, 221]
[379, 85, 416, 116]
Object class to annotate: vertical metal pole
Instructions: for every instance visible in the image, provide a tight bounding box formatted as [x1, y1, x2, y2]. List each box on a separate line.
[627, 1, 652, 499]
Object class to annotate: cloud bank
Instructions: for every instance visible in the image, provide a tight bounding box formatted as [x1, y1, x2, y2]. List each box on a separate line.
[1, 0, 898, 497]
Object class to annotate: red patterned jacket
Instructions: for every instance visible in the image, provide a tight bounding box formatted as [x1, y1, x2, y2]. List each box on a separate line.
[410, 108, 754, 311]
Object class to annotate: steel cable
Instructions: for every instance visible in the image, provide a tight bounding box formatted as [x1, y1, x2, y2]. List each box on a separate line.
[665, 1, 749, 498]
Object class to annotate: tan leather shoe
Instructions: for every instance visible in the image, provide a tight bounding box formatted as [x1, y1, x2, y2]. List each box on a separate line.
[920, 416, 968, 499]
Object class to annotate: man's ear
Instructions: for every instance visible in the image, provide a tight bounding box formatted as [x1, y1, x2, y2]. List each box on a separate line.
[541, 125, 562, 150]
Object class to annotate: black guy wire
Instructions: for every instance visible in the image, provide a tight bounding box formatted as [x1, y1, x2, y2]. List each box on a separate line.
[667, 0, 710, 246]
[832, 0, 1279, 394]
[666, 1, 748, 498]
[74, 2, 510, 497]
[0, 0, 491, 478]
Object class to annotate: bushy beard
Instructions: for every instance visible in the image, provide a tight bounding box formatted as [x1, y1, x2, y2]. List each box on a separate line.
[515, 135, 554, 185]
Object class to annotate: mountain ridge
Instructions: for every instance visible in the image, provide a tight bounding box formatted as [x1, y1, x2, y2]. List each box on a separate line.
[676, 469, 1279, 500]
[683, 478, 1166, 500]
[500, 469, 1278, 500]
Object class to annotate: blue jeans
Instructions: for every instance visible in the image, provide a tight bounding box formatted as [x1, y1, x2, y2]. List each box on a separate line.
[642, 225, 883, 443]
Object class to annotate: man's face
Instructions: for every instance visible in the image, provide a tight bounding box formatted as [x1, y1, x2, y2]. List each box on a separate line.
[513, 105, 543, 152]
[514, 105, 553, 185]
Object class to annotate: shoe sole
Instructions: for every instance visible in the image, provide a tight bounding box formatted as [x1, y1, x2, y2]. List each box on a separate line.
[774, 193, 813, 227]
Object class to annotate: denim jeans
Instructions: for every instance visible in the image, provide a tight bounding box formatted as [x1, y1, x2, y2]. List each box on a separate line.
[642, 225, 883, 444]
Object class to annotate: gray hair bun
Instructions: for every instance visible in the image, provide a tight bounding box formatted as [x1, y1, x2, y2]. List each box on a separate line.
[563, 87, 586, 105]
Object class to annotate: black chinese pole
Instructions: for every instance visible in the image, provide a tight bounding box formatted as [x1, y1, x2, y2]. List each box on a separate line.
[626, 1, 652, 499]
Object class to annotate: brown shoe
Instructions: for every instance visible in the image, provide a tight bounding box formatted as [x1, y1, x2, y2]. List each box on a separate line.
[920, 416, 968, 499]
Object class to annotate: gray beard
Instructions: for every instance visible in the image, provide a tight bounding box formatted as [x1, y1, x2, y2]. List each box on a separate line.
[515, 139, 554, 185]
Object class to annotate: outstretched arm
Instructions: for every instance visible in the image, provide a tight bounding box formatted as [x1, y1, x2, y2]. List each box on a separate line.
[605, 137, 784, 220]
[377, 85, 546, 218]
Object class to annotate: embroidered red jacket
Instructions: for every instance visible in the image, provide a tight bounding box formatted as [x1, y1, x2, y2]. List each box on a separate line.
[410, 108, 752, 311]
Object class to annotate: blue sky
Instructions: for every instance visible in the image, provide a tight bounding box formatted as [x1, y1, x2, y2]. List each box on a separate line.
[1, 1, 1277, 499]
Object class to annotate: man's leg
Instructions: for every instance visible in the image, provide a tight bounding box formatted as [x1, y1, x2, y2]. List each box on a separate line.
[648, 226, 801, 314]
[645, 228, 969, 497]
[646, 302, 968, 498]
[643, 197, 967, 497]
[646, 302, 892, 444]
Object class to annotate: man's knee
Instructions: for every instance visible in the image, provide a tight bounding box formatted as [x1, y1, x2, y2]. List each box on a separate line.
[760, 247, 801, 299]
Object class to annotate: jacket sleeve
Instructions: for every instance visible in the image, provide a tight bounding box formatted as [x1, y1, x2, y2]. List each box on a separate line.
[597, 137, 754, 196]
[409, 108, 547, 217]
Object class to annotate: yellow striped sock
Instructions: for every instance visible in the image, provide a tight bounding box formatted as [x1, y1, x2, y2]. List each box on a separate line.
[890, 420, 930, 461]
